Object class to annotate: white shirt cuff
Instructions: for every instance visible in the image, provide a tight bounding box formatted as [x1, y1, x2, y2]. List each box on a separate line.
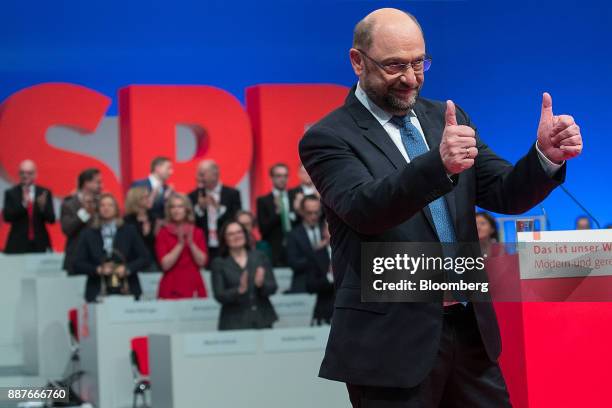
[77, 208, 91, 223]
[535, 142, 564, 177]
[194, 205, 205, 217]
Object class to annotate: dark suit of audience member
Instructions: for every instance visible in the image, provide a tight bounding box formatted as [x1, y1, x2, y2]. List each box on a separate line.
[211, 221, 278, 330]
[188, 185, 242, 261]
[74, 223, 150, 302]
[3, 184, 55, 253]
[61, 193, 95, 274]
[286, 222, 327, 293]
[131, 158, 174, 220]
[211, 248, 278, 331]
[124, 211, 159, 271]
[256, 189, 299, 267]
[131, 177, 171, 220]
[305, 248, 334, 325]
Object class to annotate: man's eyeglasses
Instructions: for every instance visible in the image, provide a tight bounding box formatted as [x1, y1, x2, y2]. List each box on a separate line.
[356, 49, 432, 75]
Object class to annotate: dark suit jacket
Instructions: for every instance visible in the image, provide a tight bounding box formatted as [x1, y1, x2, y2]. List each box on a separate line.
[210, 250, 278, 330]
[188, 185, 242, 247]
[131, 177, 169, 219]
[298, 87, 565, 388]
[73, 223, 151, 302]
[256, 190, 299, 266]
[287, 223, 335, 321]
[2, 185, 55, 253]
[124, 211, 159, 271]
[60, 194, 92, 274]
[286, 223, 328, 292]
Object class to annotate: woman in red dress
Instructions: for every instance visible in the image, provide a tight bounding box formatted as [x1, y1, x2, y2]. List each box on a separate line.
[156, 193, 208, 299]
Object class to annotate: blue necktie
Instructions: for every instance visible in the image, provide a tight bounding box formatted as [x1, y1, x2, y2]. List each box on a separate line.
[391, 115, 457, 243]
[392, 115, 466, 303]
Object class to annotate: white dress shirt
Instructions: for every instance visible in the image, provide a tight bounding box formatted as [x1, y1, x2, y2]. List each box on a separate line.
[205, 183, 226, 248]
[21, 184, 35, 207]
[148, 174, 163, 192]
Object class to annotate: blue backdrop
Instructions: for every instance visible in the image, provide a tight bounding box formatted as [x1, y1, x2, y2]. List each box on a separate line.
[2, 0, 610, 230]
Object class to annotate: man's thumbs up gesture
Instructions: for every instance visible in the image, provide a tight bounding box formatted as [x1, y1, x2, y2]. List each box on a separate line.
[537, 92, 583, 164]
[440, 100, 478, 175]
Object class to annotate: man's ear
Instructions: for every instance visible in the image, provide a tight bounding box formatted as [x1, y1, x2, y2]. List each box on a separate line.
[349, 48, 364, 76]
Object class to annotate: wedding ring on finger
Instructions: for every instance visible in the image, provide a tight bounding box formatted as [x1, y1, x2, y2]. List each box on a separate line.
[464, 147, 470, 159]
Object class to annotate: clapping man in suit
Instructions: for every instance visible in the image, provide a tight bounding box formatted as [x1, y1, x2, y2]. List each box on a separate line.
[256, 163, 299, 267]
[287, 195, 334, 324]
[3, 160, 55, 253]
[299, 8, 582, 407]
[131, 156, 174, 219]
[188, 159, 242, 263]
[286, 194, 329, 293]
[60, 168, 102, 274]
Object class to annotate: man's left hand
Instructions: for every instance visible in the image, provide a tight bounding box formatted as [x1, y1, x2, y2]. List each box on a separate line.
[537, 92, 583, 163]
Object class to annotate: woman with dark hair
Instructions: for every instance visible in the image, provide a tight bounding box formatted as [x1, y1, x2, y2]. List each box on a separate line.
[74, 193, 151, 302]
[155, 193, 208, 299]
[211, 220, 278, 330]
[475, 211, 501, 257]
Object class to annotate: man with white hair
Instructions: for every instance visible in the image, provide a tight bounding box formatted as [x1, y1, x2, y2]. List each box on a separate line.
[3, 160, 55, 253]
[188, 159, 242, 262]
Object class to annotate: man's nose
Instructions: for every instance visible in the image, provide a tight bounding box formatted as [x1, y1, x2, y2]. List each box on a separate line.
[399, 68, 418, 86]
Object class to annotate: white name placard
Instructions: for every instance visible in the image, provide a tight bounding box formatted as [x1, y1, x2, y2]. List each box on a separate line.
[263, 327, 330, 353]
[183, 331, 258, 356]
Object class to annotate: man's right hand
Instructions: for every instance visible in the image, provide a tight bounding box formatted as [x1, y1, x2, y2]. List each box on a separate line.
[81, 192, 96, 214]
[238, 270, 248, 294]
[439, 100, 478, 175]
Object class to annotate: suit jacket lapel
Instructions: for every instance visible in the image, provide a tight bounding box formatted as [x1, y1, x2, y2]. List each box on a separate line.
[92, 229, 105, 262]
[345, 90, 406, 170]
[345, 88, 460, 238]
[297, 225, 315, 256]
[413, 100, 459, 234]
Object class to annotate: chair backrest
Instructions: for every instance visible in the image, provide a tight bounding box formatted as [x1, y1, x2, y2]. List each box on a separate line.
[68, 308, 79, 342]
[130, 336, 149, 376]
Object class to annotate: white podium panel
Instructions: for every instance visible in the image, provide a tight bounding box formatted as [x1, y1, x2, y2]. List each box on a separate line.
[149, 327, 349, 408]
[0, 253, 64, 368]
[79, 292, 316, 408]
[79, 298, 218, 408]
[272, 267, 293, 293]
[21, 275, 86, 377]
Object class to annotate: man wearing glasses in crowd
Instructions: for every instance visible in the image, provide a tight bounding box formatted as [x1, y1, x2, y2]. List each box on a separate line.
[256, 163, 300, 266]
[299, 8, 583, 407]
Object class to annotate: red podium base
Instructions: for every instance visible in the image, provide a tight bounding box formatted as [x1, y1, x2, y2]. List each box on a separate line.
[492, 254, 612, 407]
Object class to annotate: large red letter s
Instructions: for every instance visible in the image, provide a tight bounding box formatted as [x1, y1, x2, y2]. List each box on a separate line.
[0, 83, 121, 250]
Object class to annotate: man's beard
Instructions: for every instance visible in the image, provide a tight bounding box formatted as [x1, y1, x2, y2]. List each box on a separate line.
[385, 87, 420, 112]
[363, 82, 420, 113]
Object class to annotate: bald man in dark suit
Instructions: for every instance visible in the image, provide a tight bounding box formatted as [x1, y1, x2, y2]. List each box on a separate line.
[299, 8, 582, 408]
